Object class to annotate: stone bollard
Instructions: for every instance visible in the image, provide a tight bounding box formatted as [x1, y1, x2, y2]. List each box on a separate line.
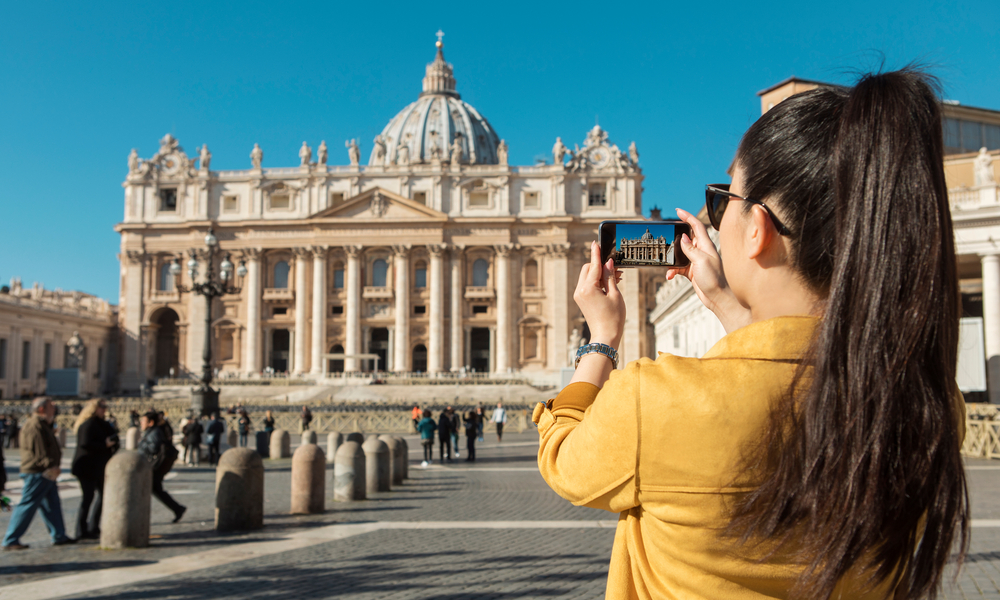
[302, 430, 317, 445]
[215, 448, 264, 532]
[378, 435, 403, 486]
[326, 432, 343, 464]
[269, 429, 291, 459]
[396, 436, 409, 479]
[290, 444, 326, 514]
[125, 427, 140, 450]
[362, 437, 390, 494]
[333, 441, 365, 501]
[100, 450, 152, 549]
[345, 432, 364, 445]
[227, 429, 238, 448]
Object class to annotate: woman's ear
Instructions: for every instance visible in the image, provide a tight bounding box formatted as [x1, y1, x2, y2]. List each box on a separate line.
[745, 205, 775, 260]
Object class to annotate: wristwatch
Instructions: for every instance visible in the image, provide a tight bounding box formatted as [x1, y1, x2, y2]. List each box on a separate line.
[574, 343, 619, 369]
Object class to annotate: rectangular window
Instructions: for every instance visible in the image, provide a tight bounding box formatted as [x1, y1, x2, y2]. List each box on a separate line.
[413, 191, 427, 205]
[222, 195, 239, 213]
[944, 118, 961, 151]
[415, 268, 427, 288]
[269, 194, 290, 210]
[21, 340, 30, 380]
[962, 120, 982, 153]
[330, 192, 345, 206]
[414, 305, 426, 315]
[333, 269, 344, 289]
[331, 305, 344, 315]
[159, 188, 178, 212]
[524, 191, 540, 209]
[469, 191, 489, 207]
[0, 338, 7, 379]
[985, 124, 1000, 151]
[273, 307, 288, 316]
[472, 305, 488, 315]
[43, 342, 51, 373]
[588, 183, 607, 207]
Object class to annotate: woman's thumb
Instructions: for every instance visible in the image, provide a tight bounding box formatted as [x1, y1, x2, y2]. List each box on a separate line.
[605, 259, 622, 298]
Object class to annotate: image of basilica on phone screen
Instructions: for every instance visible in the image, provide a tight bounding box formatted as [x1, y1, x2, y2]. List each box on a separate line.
[612, 224, 677, 267]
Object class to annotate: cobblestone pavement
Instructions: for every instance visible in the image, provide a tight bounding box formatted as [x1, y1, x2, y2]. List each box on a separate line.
[2, 433, 1000, 598]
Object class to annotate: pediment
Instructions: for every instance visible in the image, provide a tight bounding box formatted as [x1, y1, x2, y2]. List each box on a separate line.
[310, 187, 446, 221]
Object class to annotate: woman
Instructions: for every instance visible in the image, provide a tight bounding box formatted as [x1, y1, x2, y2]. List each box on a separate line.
[71, 400, 118, 539]
[417, 409, 436, 467]
[464, 410, 477, 462]
[263, 410, 275, 442]
[182, 414, 203, 466]
[237, 410, 251, 447]
[536, 69, 968, 598]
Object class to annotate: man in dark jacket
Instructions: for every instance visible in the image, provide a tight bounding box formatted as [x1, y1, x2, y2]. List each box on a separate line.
[437, 409, 454, 462]
[2, 397, 74, 550]
[182, 416, 203, 466]
[205, 413, 225, 466]
[138, 411, 185, 523]
[71, 400, 118, 539]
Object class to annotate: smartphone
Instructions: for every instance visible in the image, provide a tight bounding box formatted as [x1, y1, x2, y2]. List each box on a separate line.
[599, 220, 691, 268]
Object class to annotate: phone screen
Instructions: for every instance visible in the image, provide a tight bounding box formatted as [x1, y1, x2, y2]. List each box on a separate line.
[599, 220, 691, 268]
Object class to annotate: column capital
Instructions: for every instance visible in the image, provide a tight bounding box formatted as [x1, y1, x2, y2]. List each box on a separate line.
[983, 254, 1000, 263]
[241, 247, 263, 261]
[493, 243, 515, 258]
[392, 244, 412, 258]
[545, 243, 572, 259]
[291, 247, 311, 259]
[428, 243, 448, 258]
[310, 245, 329, 259]
[343, 244, 363, 258]
[124, 250, 147, 264]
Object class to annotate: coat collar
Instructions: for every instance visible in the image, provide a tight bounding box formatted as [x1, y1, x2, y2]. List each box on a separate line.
[701, 316, 819, 362]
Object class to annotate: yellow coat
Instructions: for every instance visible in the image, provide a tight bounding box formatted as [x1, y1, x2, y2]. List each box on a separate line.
[534, 316, 926, 599]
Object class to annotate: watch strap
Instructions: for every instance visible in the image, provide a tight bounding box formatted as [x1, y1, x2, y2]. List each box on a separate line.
[574, 343, 619, 370]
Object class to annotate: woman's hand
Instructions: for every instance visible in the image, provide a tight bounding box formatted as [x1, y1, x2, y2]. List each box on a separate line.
[665, 208, 751, 334]
[574, 240, 625, 348]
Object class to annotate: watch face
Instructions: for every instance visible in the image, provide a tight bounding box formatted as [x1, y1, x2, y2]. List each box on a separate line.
[162, 153, 182, 175]
[589, 147, 611, 168]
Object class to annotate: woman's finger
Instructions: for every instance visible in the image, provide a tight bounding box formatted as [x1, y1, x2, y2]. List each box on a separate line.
[676, 208, 718, 258]
[588, 241, 603, 285]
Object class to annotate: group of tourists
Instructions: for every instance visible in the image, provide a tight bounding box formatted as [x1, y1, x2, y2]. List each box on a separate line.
[179, 412, 226, 467]
[414, 402, 508, 467]
[1, 398, 187, 551]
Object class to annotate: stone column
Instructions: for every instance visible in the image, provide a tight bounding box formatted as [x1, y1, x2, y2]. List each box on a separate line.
[121, 251, 146, 390]
[243, 248, 262, 376]
[393, 245, 411, 372]
[186, 249, 209, 373]
[494, 244, 513, 373]
[450, 247, 464, 371]
[428, 244, 446, 373]
[290, 443, 326, 514]
[548, 244, 571, 366]
[984, 254, 1000, 403]
[100, 451, 151, 549]
[310, 246, 328, 375]
[293, 247, 310, 374]
[344, 245, 362, 372]
[215, 448, 264, 531]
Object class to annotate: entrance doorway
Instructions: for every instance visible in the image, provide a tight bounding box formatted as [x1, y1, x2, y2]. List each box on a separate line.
[270, 329, 290, 373]
[153, 308, 180, 377]
[470, 328, 490, 372]
[413, 344, 427, 372]
[329, 344, 344, 373]
[370, 328, 389, 372]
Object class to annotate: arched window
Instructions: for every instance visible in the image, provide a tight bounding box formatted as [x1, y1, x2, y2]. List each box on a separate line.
[329, 344, 344, 373]
[273, 260, 290, 289]
[524, 259, 538, 288]
[159, 263, 175, 292]
[414, 260, 427, 289]
[333, 262, 344, 289]
[412, 344, 428, 372]
[472, 259, 489, 287]
[372, 259, 388, 287]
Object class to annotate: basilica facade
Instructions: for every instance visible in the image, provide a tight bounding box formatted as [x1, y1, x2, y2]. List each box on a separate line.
[116, 40, 652, 390]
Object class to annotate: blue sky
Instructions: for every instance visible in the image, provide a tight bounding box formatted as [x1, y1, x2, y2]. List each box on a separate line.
[1, 0, 997, 302]
[614, 223, 679, 251]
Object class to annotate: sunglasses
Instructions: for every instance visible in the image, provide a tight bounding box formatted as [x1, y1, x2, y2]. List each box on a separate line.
[705, 184, 792, 236]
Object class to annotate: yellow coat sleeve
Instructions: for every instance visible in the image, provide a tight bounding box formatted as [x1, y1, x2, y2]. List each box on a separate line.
[535, 361, 641, 513]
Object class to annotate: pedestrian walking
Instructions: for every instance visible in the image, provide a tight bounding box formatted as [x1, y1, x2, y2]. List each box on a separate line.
[475, 404, 485, 442]
[138, 410, 185, 523]
[71, 399, 118, 540]
[237, 410, 251, 447]
[491, 402, 507, 442]
[447, 407, 461, 458]
[181, 416, 203, 466]
[437, 408, 453, 462]
[6, 414, 20, 449]
[464, 410, 477, 462]
[300, 406, 313, 432]
[205, 413, 225, 466]
[417, 410, 436, 467]
[410, 405, 421, 431]
[2, 397, 75, 550]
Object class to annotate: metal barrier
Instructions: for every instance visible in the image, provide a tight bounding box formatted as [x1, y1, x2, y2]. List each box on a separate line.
[962, 404, 1000, 460]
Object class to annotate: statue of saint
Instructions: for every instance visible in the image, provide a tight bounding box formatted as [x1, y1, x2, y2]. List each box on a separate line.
[568, 328, 582, 366]
[975, 147, 996, 186]
[629, 141, 639, 165]
[299, 141, 312, 166]
[128, 149, 140, 174]
[66, 331, 85, 369]
[450, 135, 464, 164]
[373, 135, 387, 163]
[553, 137, 568, 164]
[317, 140, 328, 166]
[396, 142, 410, 166]
[199, 144, 211, 171]
[250, 143, 263, 169]
[430, 144, 442, 161]
[497, 139, 508, 166]
[346, 139, 360, 166]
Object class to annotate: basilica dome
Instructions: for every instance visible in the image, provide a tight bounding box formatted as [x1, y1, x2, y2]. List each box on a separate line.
[369, 40, 501, 167]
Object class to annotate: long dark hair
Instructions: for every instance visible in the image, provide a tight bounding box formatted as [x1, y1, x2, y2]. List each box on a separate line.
[727, 68, 968, 598]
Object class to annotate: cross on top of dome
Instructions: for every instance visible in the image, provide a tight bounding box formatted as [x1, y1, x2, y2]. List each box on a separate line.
[422, 31, 458, 98]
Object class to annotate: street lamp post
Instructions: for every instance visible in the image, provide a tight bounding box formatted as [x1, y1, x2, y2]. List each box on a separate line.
[170, 228, 247, 417]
